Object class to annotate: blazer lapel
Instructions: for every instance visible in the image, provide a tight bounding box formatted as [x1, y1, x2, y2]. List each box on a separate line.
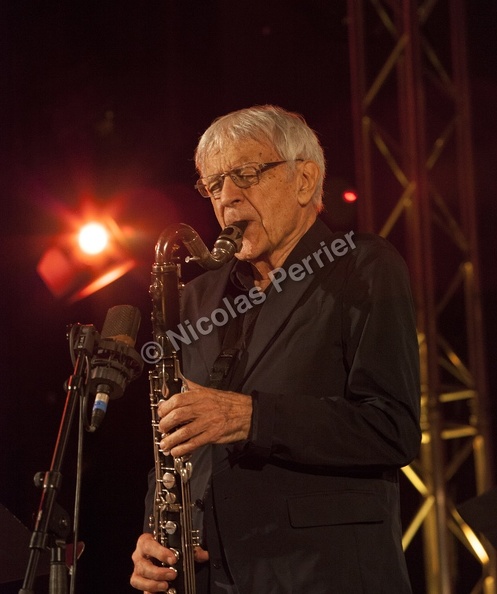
[239, 220, 336, 387]
[186, 218, 343, 390]
[238, 263, 320, 387]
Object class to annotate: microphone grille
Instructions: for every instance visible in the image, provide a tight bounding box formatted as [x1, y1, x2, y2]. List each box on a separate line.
[101, 305, 141, 346]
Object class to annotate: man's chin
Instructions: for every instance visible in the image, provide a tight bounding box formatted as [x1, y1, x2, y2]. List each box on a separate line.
[235, 251, 250, 261]
[234, 233, 266, 263]
[235, 247, 258, 262]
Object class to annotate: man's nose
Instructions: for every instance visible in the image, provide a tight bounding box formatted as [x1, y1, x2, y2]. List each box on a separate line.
[217, 175, 243, 206]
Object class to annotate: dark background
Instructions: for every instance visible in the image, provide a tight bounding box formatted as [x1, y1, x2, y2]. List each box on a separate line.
[1, 1, 496, 592]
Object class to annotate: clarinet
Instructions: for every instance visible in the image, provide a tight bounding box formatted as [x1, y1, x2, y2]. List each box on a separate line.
[148, 221, 247, 594]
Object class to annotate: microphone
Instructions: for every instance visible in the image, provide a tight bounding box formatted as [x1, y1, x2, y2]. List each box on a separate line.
[88, 305, 143, 432]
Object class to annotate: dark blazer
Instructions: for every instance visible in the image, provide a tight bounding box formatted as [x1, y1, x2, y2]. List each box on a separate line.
[176, 218, 421, 593]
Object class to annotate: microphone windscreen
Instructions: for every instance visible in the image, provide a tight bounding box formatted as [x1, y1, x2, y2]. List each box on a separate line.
[101, 305, 141, 346]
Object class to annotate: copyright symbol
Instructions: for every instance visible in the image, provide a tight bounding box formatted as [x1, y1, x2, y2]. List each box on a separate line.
[141, 341, 163, 364]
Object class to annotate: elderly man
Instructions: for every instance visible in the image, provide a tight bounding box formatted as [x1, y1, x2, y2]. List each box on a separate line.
[130, 105, 420, 593]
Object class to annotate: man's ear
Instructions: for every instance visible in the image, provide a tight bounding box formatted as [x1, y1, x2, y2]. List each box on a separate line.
[297, 160, 320, 206]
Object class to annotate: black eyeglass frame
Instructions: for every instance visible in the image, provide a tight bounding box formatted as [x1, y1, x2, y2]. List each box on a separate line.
[194, 160, 302, 198]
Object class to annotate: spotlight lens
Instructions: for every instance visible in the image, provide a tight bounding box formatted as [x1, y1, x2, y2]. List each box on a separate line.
[78, 223, 109, 255]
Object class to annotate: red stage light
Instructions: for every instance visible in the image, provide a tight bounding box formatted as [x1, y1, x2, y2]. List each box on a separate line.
[37, 216, 136, 302]
[342, 190, 358, 203]
[78, 222, 109, 255]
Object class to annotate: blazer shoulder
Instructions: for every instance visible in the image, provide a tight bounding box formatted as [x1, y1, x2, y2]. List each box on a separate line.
[343, 232, 410, 271]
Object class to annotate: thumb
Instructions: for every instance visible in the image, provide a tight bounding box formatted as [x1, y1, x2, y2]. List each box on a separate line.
[194, 546, 210, 563]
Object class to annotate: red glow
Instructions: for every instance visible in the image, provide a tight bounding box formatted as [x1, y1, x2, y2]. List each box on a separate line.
[36, 198, 138, 301]
[69, 258, 136, 303]
[342, 190, 358, 203]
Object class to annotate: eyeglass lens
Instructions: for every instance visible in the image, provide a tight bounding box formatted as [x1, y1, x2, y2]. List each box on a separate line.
[196, 161, 289, 198]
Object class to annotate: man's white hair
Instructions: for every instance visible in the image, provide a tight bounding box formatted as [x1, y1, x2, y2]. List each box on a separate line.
[195, 105, 326, 212]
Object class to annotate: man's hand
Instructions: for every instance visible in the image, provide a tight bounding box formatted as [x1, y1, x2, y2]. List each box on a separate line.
[130, 533, 178, 593]
[158, 380, 253, 458]
[130, 534, 210, 593]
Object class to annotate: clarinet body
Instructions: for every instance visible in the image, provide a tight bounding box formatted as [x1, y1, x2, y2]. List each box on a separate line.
[148, 221, 247, 594]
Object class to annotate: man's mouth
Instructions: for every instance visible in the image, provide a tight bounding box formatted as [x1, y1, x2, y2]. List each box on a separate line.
[226, 218, 251, 228]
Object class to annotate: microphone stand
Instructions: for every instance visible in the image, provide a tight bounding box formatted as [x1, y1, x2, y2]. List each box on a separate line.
[19, 324, 97, 594]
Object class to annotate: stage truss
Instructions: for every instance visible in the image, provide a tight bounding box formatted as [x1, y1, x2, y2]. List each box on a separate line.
[346, 1, 495, 592]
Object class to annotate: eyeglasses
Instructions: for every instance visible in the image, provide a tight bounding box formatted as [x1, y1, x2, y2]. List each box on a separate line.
[194, 160, 301, 198]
